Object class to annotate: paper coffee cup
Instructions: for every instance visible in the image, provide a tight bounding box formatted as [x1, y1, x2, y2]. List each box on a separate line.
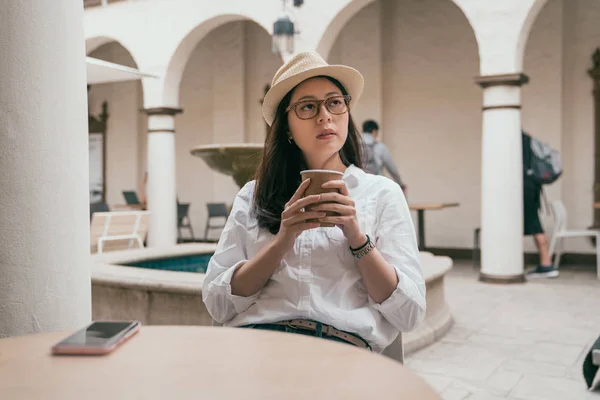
[300, 169, 344, 227]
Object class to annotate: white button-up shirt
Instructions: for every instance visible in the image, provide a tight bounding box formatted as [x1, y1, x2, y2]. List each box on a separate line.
[202, 165, 426, 352]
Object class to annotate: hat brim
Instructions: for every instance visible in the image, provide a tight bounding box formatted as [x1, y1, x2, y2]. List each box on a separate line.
[262, 64, 364, 126]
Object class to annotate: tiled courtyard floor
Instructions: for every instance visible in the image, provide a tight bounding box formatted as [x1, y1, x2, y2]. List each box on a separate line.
[406, 262, 600, 400]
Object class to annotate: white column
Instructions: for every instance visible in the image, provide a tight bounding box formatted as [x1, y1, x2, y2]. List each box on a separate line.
[475, 74, 529, 283]
[144, 108, 181, 247]
[0, 1, 91, 336]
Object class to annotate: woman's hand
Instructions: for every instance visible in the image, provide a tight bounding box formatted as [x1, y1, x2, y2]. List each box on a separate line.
[274, 178, 325, 252]
[312, 180, 367, 248]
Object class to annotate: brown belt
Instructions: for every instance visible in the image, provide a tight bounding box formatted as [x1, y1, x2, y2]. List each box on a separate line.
[274, 319, 371, 350]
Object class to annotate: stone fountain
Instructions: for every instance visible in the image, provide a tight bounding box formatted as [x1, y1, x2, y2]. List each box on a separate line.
[190, 143, 264, 188]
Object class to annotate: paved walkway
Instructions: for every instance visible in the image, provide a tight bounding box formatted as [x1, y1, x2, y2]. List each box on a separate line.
[406, 263, 600, 400]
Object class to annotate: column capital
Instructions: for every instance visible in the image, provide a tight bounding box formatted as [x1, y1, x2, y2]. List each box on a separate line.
[474, 73, 529, 89]
[142, 107, 183, 116]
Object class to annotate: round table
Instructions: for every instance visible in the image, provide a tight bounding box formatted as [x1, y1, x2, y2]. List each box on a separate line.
[0, 326, 440, 399]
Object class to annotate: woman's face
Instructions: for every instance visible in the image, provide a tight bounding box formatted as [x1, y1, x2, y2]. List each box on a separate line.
[287, 77, 349, 167]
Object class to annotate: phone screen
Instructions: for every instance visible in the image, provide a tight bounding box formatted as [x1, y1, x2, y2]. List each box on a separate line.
[59, 322, 137, 347]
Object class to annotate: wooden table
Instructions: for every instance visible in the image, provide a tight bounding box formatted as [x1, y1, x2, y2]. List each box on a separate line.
[0, 326, 440, 399]
[409, 203, 460, 250]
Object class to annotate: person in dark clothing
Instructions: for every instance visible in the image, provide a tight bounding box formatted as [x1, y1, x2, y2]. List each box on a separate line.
[522, 131, 558, 278]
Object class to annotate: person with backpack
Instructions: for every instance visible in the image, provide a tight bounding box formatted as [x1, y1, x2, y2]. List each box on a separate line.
[522, 130, 560, 278]
[361, 120, 407, 192]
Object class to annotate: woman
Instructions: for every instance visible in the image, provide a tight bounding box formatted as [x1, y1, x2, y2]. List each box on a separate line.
[202, 52, 425, 353]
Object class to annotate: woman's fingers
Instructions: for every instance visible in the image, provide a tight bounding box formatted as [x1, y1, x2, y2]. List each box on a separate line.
[311, 202, 355, 216]
[318, 192, 354, 206]
[321, 180, 349, 196]
[283, 194, 322, 217]
[318, 216, 352, 226]
[286, 179, 311, 208]
[283, 211, 326, 227]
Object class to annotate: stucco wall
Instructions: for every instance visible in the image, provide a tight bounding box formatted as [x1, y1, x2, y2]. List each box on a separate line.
[88, 42, 145, 208]
[523, 0, 600, 253]
[560, 0, 600, 253]
[328, 1, 383, 127]
[176, 21, 279, 240]
[522, 0, 564, 253]
[329, 0, 480, 248]
[84, 0, 600, 254]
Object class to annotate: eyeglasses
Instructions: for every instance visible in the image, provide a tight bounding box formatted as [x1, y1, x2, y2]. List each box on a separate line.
[286, 95, 351, 120]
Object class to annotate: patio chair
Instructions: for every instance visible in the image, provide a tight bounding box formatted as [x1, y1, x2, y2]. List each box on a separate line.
[90, 202, 110, 221]
[382, 332, 404, 364]
[177, 202, 195, 242]
[90, 210, 151, 254]
[204, 202, 229, 241]
[548, 200, 600, 278]
[123, 191, 141, 205]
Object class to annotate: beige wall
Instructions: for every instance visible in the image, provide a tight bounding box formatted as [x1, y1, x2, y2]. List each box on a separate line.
[561, 0, 600, 253]
[330, 0, 481, 248]
[522, 0, 564, 252]
[524, 0, 600, 253]
[244, 22, 283, 143]
[89, 0, 600, 254]
[177, 21, 280, 240]
[88, 42, 145, 208]
[328, 1, 383, 127]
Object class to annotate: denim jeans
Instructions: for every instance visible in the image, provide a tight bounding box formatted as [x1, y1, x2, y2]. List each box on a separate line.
[239, 321, 371, 350]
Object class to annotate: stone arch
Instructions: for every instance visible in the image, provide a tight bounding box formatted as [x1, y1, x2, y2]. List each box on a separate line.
[316, 0, 377, 59]
[316, 0, 478, 60]
[516, 0, 549, 72]
[162, 14, 281, 106]
[85, 36, 140, 67]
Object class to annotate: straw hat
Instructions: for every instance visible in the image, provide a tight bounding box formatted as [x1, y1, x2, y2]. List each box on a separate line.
[262, 51, 364, 126]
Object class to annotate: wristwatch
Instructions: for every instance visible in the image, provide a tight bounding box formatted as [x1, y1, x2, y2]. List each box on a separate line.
[349, 234, 375, 259]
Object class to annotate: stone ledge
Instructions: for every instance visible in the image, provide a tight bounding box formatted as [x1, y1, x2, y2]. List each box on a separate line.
[404, 303, 454, 356]
[91, 243, 212, 294]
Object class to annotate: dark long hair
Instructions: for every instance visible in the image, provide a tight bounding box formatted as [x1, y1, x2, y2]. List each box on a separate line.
[253, 76, 364, 234]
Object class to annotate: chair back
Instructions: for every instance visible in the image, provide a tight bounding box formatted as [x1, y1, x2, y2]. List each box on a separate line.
[178, 203, 190, 222]
[90, 202, 110, 220]
[90, 211, 150, 253]
[123, 191, 141, 205]
[550, 200, 568, 234]
[382, 332, 404, 364]
[207, 203, 229, 218]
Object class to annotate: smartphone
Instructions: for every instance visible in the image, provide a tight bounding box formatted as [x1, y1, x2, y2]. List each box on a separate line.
[51, 320, 141, 356]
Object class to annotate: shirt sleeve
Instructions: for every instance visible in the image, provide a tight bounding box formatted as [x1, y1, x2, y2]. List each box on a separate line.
[379, 144, 405, 187]
[202, 181, 260, 324]
[369, 184, 426, 332]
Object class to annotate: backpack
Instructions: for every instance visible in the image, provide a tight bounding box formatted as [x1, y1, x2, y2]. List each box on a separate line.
[525, 134, 563, 185]
[363, 139, 379, 174]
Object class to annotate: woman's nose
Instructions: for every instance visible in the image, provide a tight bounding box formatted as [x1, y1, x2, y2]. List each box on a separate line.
[317, 103, 332, 123]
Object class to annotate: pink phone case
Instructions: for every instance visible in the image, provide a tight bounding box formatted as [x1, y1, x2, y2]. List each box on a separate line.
[51, 321, 141, 356]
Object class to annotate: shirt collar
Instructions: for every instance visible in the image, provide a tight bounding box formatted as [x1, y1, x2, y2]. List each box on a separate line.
[343, 164, 363, 188]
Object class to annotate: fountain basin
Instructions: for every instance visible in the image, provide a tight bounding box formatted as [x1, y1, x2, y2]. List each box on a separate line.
[190, 143, 263, 187]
